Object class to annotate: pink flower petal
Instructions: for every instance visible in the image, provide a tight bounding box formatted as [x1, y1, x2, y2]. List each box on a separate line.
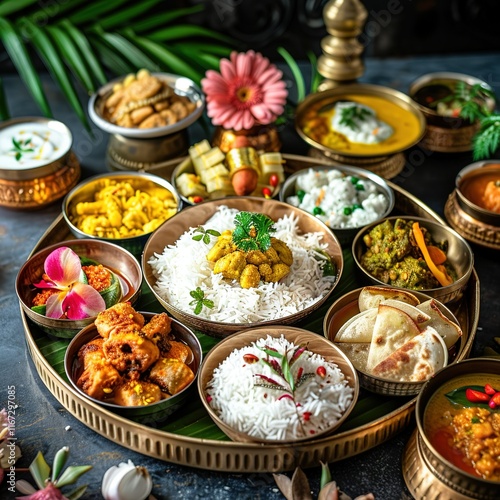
[235, 52, 252, 78]
[251, 104, 274, 123]
[44, 247, 82, 287]
[63, 282, 106, 320]
[219, 58, 236, 81]
[45, 291, 66, 319]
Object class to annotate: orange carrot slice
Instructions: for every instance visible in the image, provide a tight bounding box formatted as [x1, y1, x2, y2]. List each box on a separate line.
[427, 245, 447, 265]
[412, 222, 453, 287]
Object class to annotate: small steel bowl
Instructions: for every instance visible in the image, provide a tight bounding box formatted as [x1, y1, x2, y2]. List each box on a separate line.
[0, 117, 80, 209]
[455, 160, 500, 227]
[142, 196, 344, 337]
[415, 358, 500, 499]
[352, 216, 474, 304]
[88, 72, 205, 139]
[279, 164, 395, 245]
[409, 72, 495, 129]
[65, 313, 202, 424]
[198, 325, 359, 443]
[323, 287, 457, 396]
[62, 171, 182, 257]
[16, 239, 142, 338]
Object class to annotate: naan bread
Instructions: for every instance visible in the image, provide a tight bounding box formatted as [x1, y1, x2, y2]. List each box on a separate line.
[358, 286, 420, 312]
[335, 308, 377, 343]
[417, 299, 462, 349]
[371, 326, 446, 382]
[365, 304, 421, 372]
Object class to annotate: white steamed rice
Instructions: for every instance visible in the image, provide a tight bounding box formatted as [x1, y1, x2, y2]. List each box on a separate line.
[205, 334, 354, 440]
[286, 168, 389, 229]
[148, 206, 336, 323]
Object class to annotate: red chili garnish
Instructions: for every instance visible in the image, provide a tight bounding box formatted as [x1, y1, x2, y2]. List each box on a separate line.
[484, 383, 497, 395]
[262, 187, 272, 198]
[278, 394, 293, 401]
[269, 174, 279, 187]
[192, 195, 204, 204]
[489, 392, 500, 408]
[243, 353, 259, 364]
[465, 388, 490, 403]
[316, 366, 326, 378]
[206, 395, 212, 403]
[303, 411, 312, 421]
[296, 367, 304, 380]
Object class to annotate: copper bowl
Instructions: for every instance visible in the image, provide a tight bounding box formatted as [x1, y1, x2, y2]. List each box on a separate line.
[323, 287, 458, 396]
[16, 239, 142, 338]
[352, 216, 474, 304]
[198, 325, 359, 443]
[415, 358, 500, 499]
[455, 160, 500, 227]
[64, 313, 202, 424]
[279, 164, 395, 245]
[62, 171, 182, 257]
[142, 197, 344, 337]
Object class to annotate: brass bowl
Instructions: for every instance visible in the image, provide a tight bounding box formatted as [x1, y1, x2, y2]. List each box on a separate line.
[142, 197, 344, 337]
[88, 72, 205, 140]
[16, 239, 142, 338]
[455, 160, 500, 226]
[323, 287, 456, 396]
[0, 117, 80, 209]
[295, 83, 426, 158]
[279, 164, 395, 245]
[414, 358, 500, 499]
[64, 313, 202, 425]
[62, 171, 182, 257]
[352, 216, 474, 304]
[198, 325, 359, 443]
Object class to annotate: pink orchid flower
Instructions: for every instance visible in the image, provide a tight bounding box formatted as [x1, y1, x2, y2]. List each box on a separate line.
[34, 247, 106, 320]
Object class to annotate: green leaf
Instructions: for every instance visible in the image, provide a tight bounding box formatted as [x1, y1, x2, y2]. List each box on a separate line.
[96, 0, 164, 31]
[149, 24, 234, 45]
[59, 20, 107, 86]
[0, 17, 52, 117]
[29, 451, 51, 490]
[100, 272, 121, 308]
[307, 50, 322, 94]
[320, 461, 332, 490]
[51, 446, 69, 482]
[445, 385, 494, 408]
[88, 35, 134, 75]
[66, 484, 89, 500]
[17, 17, 90, 130]
[278, 46, 305, 103]
[131, 5, 205, 33]
[0, 78, 9, 120]
[96, 30, 160, 71]
[473, 114, 500, 160]
[0, 0, 38, 16]
[47, 25, 95, 93]
[55, 465, 92, 488]
[68, 0, 130, 25]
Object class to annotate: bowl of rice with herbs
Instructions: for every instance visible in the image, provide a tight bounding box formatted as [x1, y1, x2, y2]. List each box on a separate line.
[198, 325, 359, 443]
[280, 165, 394, 245]
[143, 197, 343, 337]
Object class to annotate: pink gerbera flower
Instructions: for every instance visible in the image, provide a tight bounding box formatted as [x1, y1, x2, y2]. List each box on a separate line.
[201, 50, 288, 131]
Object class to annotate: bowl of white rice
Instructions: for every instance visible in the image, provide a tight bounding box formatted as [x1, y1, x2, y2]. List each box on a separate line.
[142, 197, 343, 337]
[198, 325, 359, 443]
[279, 165, 394, 245]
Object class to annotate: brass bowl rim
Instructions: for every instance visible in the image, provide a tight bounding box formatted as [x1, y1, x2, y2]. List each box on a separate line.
[352, 215, 474, 297]
[88, 72, 205, 139]
[415, 357, 500, 487]
[294, 83, 426, 158]
[197, 324, 360, 443]
[455, 160, 500, 226]
[408, 71, 495, 121]
[62, 170, 182, 243]
[0, 116, 73, 180]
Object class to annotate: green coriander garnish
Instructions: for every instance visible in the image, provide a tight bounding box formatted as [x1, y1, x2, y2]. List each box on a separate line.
[192, 226, 221, 244]
[11, 137, 34, 161]
[339, 104, 373, 131]
[189, 287, 214, 315]
[232, 211, 276, 252]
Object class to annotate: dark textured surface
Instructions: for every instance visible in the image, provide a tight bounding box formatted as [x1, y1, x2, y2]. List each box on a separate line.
[1, 52, 500, 499]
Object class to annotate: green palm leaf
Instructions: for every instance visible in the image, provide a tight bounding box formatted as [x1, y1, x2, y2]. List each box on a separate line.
[88, 35, 134, 75]
[0, 17, 52, 117]
[131, 4, 205, 33]
[149, 24, 235, 45]
[0, 78, 9, 119]
[96, 0, 164, 31]
[0, 0, 39, 16]
[18, 17, 90, 130]
[68, 0, 131, 25]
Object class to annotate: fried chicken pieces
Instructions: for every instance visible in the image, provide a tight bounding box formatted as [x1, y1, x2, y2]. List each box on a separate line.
[76, 303, 195, 406]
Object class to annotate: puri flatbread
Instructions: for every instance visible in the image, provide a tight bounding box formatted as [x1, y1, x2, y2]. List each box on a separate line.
[358, 286, 420, 312]
[335, 308, 378, 343]
[417, 299, 462, 349]
[336, 343, 370, 371]
[365, 304, 421, 372]
[371, 326, 446, 382]
[380, 299, 430, 325]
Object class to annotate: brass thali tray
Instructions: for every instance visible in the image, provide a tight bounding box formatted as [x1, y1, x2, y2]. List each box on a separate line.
[21, 154, 479, 473]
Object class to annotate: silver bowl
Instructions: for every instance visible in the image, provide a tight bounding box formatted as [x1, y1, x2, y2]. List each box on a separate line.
[65, 313, 202, 424]
[16, 239, 142, 338]
[142, 196, 344, 337]
[352, 216, 474, 304]
[279, 164, 395, 245]
[62, 171, 182, 256]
